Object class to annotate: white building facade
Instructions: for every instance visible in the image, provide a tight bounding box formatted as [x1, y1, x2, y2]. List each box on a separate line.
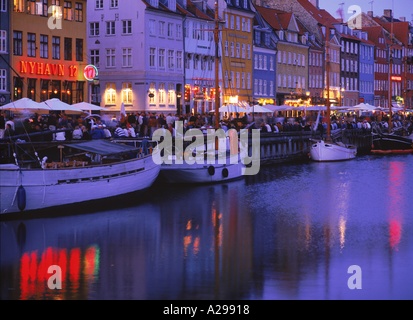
[87, 0, 185, 116]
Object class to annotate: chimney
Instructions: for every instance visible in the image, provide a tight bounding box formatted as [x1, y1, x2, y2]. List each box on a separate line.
[384, 9, 392, 18]
[367, 11, 373, 17]
[399, 17, 406, 22]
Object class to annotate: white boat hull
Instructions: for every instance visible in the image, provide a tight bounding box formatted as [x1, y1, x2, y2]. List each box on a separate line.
[0, 157, 160, 215]
[161, 159, 245, 184]
[309, 140, 357, 162]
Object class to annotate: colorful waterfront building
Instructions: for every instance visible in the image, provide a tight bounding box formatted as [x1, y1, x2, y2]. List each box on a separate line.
[10, 0, 88, 104]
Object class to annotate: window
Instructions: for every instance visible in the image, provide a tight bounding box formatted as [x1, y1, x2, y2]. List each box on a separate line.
[95, 0, 103, 9]
[149, 48, 156, 67]
[201, 56, 207, 71]
[105, 83, 116, 104]
[168, 50, 174, 69]
[159, 83, 165, 104]
[106, 48, 116, 67]
[40, 34, 48, 58]
[63, 1, 72, 20]
[64, 37, 72, 60]
[13, 77, 23, 100]
[74, 2, 83, 22]
[176, 51, 182, 69]
[90, 49, 100, 67]
[90, 22, 99, 36]
[14, 0, 24, 12]
[27, 0, 47, 16]
[176, 24, 182, 39]
[27, 78, 36, 100]
[122, 20, 132, 34]
[1, 0, 8, 12]
[0, 30, 6, 53]
[167, 23, 173, 38]
[149, 20, 155, 36]
[0, 69, 6, 92]
[75, 38, 83, 61]
[159, 21, 165, 37]
[110, 0, 118, 8]
[168, 83, 174, 105]
[106, 21, 115, 35]
[158, 48, 165, 69]
[27, 33, 36, 57]
[254, 30, 260, 45]
[193, 55, 199, 70]
[26, 0, 36, 14]
[184, 53, 190, 69]
[40, 79, 49, 101]
[52, 36, 60, 59]
[122, 83, 132, 104]
[122, 48, 132, 67]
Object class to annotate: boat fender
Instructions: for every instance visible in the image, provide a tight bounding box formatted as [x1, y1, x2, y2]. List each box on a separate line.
[222, 168, 229, 178]
[17, 185, 26, 211]
[208, 165, 215, 176]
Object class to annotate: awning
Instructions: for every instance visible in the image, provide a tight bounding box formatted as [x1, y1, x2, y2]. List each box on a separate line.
[65, 140, 139, 155]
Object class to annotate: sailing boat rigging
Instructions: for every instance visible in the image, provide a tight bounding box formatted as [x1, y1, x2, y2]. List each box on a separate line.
[309, 25, 357, 161]
[159, 0, 246, 183]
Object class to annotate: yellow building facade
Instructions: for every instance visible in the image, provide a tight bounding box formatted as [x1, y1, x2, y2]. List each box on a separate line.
[221, 7, 255, 105]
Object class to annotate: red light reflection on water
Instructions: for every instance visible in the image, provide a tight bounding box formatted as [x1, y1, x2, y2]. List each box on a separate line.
[19, 246, 99, 299]
[388, 161, 404, 250]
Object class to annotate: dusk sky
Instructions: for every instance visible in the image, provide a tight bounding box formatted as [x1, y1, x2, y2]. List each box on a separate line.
[317, 0, 412, 22]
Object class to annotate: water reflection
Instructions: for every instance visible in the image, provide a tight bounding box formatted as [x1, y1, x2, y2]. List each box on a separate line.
[1, 155, 413, 300]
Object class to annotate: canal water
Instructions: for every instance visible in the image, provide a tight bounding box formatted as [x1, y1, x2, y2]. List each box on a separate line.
[1, 154, 412, 300]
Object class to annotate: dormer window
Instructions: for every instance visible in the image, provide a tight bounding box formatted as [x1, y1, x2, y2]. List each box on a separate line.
[278, 30, 284, 40]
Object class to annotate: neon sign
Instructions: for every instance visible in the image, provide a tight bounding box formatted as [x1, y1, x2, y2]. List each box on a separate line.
[19, 61, 78, 77]
[83, 65, 98, 81]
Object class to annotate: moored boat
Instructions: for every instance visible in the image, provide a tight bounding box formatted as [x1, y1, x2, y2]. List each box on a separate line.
[309, 139, 357, 161]
[0, 139, 160, 215]
[160, 150, 245, 184]
[371, 124, 413, 153]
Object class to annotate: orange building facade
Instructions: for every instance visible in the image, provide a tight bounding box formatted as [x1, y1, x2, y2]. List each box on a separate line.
[10, 0, 88, 104]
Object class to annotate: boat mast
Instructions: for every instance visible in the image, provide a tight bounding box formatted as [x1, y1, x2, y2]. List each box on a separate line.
[325, 26, 332, 142]
[388, 11, 394, 131]
[214, 0, 220, 129]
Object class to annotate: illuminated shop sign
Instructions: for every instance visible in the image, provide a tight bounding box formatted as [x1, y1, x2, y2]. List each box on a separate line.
[83, 64, 98, 81]
[19, 61, 78, 77]
[391, 76, 402, 81]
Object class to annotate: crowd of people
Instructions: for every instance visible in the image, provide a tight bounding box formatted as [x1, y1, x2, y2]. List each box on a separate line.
[1, 109, 412, 142]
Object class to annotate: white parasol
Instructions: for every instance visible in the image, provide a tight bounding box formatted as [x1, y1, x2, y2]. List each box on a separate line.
[72, 101, 105, 112]
[0, 97, 51, 114]
[39, 98, 84, 113]
[248, 105, 273, 113]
